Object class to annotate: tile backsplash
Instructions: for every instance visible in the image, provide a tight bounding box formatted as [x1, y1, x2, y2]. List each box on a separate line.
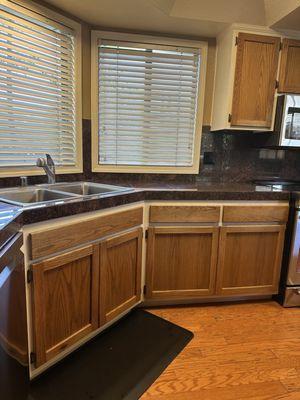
[1, 119, 300, 188]
[199, 127, 300, 183]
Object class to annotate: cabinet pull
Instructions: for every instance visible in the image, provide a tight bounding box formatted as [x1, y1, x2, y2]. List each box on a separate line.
[228, 113, 232, 123]
[275, 80, 279, 89]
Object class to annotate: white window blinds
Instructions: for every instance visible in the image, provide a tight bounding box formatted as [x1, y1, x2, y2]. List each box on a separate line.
[0, 3, 77, 167]
[98, 40, 201, 167]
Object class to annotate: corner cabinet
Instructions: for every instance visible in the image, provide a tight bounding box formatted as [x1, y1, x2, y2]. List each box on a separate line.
[29, 207, 143, 369]
[211, 26, 300, 131]
[99, 228, 143, 326]
[31, 245, 99, 368]
[278, 38, 300, 94]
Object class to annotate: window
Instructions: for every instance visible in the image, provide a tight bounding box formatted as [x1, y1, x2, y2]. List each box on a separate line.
[0, 0, 82, 176]
[91, 32, 207, 174]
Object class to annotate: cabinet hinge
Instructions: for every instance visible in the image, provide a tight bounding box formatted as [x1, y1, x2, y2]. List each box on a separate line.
[235, 36, 239, 46]
[144, 230, 149, 239]
[143, 285, 147, 295]
[279, 41, 282, 51]
[275, 80, 279, 89]
[228, 113, 232, 123]
[30, 352, 36, 364]
[27, 269, 33, 284]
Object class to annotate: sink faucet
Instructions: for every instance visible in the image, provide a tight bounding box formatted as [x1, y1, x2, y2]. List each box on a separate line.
[36, 154, 56, 184]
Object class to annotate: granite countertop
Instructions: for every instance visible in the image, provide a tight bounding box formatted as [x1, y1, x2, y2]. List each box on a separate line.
[0, 181, 291, 230]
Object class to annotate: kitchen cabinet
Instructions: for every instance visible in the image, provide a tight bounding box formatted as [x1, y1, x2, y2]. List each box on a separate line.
[211, 27, 284, 131]
[99, 228, 143, 325]
[216, 225, 285, 296]
[231, 33, 280, 128]
[278, 38, 300, 94]
[146, 226, 219, 300]
[31, 245, 99, 367]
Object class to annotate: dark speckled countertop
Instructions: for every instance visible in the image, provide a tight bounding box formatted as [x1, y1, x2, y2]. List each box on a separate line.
[0, 181, 291, 230]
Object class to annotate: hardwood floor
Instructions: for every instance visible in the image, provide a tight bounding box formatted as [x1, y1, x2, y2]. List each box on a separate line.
[142, 301, 300, 400]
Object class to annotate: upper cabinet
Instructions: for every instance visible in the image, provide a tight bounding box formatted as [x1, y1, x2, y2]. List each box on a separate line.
[211, 26, 300, 131]
[278, 39, 300, 94]
[231, 33, 280, 128]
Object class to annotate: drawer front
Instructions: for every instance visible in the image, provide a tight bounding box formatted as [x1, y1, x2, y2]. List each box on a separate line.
[30, 207, 143, 260]
[223, 205, 289, 223]
[149, 206, 220, 223]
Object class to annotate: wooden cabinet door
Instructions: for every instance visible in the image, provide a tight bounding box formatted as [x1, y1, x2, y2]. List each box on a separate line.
[146, 227, 219, 300]
[216, 225, 285, 296]
[231, 33, 281, 128]
[278, 38, 300, 93]
[32, 245, 99, 367]
[99, 228, 142, 326]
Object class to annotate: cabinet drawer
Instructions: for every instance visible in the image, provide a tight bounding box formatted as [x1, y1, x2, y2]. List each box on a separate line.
[223, 205, 289, 223]
[149, 206, 220, 223]
[30, 207, 143, 260]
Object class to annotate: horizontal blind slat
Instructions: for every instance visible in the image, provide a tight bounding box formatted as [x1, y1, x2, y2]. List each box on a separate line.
[0, 4, 77, 168]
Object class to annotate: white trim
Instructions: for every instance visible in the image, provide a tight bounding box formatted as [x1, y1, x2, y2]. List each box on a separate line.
[91, 30, 207, 174]
[0, 0, 83, 177]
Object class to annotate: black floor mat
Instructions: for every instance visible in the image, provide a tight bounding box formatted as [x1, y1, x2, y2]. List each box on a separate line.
[29, 309, 194, 400]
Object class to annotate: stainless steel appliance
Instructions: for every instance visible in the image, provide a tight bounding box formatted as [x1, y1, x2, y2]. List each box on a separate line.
[272, 95, 300, 148]
[0, 228, 29, 399]
[284, 198, 300, 306]
[253, 179, 300, 307]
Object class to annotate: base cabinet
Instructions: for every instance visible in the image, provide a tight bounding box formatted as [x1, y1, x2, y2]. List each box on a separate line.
[146, 227, 219, 300]
[28, 203, 288, 371]
[216, 225, 286, 296]
[99, 228, 143, 326]
[31, 245, 99, 367]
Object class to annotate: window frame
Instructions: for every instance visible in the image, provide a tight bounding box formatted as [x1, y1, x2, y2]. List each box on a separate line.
[0, 0, 82, 177]
[91, 30, 207, 174]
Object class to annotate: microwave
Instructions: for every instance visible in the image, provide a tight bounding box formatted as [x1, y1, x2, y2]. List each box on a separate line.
[274, 95, 300, 147]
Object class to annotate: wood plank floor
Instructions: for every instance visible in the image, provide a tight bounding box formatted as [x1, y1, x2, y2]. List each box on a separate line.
[141, 301, 300, 400]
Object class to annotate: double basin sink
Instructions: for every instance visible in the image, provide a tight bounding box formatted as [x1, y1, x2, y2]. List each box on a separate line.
[0, 182, 133, 208]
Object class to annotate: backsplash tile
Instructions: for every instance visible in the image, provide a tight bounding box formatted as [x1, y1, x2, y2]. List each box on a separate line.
[1, 120, 300, 188]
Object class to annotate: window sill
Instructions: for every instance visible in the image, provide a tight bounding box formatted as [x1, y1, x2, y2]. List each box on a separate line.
[92, 165, 200, 174]
[0, 166, 83, 178]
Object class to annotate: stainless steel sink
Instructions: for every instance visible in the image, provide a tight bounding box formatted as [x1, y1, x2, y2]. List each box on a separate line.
[41, 182, 132, 196]
[0, 182, 134, 208]
[0, 188, 78, 207]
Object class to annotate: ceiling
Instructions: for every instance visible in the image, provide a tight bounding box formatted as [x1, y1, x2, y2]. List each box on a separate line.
[43, 0, 300, 37]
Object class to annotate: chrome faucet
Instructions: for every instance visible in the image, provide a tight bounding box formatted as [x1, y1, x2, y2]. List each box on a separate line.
[36, 154, 56, 184]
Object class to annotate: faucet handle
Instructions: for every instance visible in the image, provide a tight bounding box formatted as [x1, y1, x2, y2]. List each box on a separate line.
[36, 157, 46, 167]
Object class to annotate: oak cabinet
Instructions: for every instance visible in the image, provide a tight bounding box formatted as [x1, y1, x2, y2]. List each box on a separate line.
[31, 245, 99, 367]
[146, 227, 219, 300]
[216, 225, 286, 296]
[149, 205, 220, 224]
[99, 228, 143, 326]
[231, 33, 281, 128]
[278, 38, 300, 94]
